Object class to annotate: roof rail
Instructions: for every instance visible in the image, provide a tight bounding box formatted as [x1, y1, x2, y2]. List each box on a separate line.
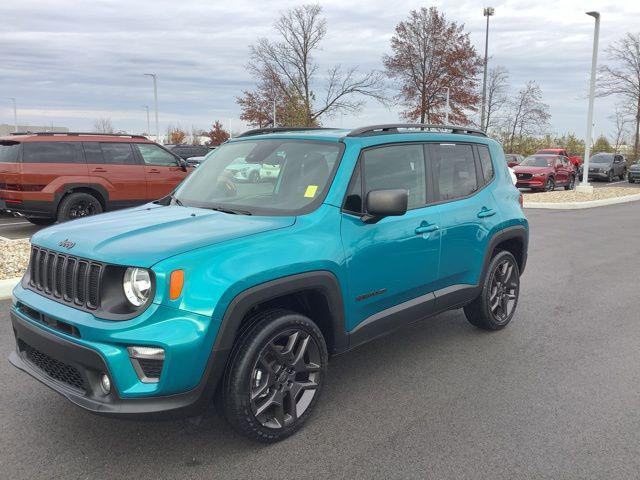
[10, 132, 149, 139]
[346, 124, 487, 138]
[236, 127, 336, 138]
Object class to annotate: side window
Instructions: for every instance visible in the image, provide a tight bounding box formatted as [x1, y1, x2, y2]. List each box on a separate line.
[100, 143, 136, 165]
[477, 145, 494, 184]
[22, 142, 84, 164]
[431, 143, 478, 201]
[361, 144, 426, 211]
[343, 164, 362, 213]
[136, 144, 178, 166]
[83, 142, 104, 163]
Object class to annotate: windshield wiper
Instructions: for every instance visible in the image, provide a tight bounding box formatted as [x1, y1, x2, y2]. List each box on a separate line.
[207, 206, 252, 215]
[169, 194, 184, 207]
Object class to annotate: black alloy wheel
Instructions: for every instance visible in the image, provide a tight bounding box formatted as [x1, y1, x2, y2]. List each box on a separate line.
[57, 192, 103, 223]
[250, 329, 321, 429]
[608, 170, 614, 182]
[69, 200, 99, 218]
[487, 257, 519, 325]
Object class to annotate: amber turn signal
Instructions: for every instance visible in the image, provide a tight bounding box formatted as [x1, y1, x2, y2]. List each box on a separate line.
[169, 270, 185, 300]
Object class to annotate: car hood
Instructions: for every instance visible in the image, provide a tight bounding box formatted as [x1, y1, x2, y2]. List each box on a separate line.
[31, 204, 295, 267]
[513, 166, 552, 173]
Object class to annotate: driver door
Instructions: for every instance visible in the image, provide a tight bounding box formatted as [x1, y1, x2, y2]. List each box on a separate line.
[134, 143, 189, 200]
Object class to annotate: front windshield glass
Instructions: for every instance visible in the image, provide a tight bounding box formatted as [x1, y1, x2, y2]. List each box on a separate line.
[173, 139, 342, 215]
[520, 156, 554, 167]
[590, 153, 612, 164]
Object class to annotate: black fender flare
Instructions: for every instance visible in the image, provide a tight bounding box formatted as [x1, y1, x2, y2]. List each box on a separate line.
[53, 183, 109, 211]
[479, 225, 529, 283]
[190, 271, 347, 412]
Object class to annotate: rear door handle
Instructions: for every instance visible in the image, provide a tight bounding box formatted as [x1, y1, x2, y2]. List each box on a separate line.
[149, 169, 160, 173]
[477, 207, 496, 218]
[415, 223, 439, 235]
[91, 168, 107, 173]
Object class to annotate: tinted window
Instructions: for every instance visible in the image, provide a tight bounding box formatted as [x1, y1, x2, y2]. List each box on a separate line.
[136, 144, 178, 166]
[362, 144, 426, 210]
[0, 142, 20, 163]
[22, 142, 84, 164]
[83, 142, 104, 163]
[431, 144, 478, 201]
[343, 165, 363, 213]
[478, 146, 494, 184]
[100, 143, 136, 165]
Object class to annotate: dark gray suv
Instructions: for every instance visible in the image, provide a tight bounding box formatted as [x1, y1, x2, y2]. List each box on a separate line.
[580, 153, 627, 182]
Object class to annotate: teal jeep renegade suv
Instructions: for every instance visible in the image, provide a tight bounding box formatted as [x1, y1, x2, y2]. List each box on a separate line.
[9, 124, 528, 442]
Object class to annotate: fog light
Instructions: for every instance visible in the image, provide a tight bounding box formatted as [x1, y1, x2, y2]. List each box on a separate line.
[100, 373, 111, 395]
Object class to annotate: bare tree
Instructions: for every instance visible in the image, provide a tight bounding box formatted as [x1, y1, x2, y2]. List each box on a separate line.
[609, 105, 632, 153]
[485, 66, 509, 132]
[383, 7, 483, 124]
[93, 118, 114, 134]
[598, 33, 640, 159]
[503, 81, 551, 153]
[238, 4, 385, 127]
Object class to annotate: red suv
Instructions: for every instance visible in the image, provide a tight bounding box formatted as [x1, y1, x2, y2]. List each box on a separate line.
[513, 154, 576, 191]
[0, 133, 189, 224]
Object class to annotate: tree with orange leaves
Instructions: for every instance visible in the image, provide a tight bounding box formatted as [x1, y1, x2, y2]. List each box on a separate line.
[384, 7, 483, 125]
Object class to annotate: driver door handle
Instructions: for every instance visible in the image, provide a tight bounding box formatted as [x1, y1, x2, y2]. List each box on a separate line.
[415, 223, 439, 235]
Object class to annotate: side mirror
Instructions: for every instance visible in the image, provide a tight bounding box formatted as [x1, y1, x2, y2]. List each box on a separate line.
[362, 189, 408, 223]
[177, 158, 188, 171]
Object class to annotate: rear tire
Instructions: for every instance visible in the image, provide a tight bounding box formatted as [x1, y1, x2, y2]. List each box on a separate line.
[620, 170, 626, 180]
[26, 217, 56, 226]
[464, 250, 520, 330]
[629, 177, 635, 184]
[57, 192, 103, 223]
[218, 309, 328, 443]
[607, 170, 614, 182]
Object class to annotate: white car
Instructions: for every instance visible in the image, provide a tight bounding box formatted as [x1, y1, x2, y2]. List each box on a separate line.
[508, 167, 517, 185]
[259, 163, 281, 181]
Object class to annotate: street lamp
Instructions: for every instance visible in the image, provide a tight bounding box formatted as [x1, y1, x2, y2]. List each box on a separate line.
[577, 11, 600, 194]
[8, 98, 18, 132]
[143, 74, 159, 142]
[480, 7, 495, 131]
[143, 105, 150, 136]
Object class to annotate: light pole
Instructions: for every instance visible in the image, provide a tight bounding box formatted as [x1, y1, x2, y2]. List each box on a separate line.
[143, 74, 159, 142]
[143, 105, 150, 136]
[8, 98, 18, 132]
[480, 7, 494, 131]
[443, 87, 451, 124]
[577, 11, 600, 194]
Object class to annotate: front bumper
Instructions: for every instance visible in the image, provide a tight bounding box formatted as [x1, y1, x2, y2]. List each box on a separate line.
[516, 177, 546, 189]
[8, 286, 227, 419]
[628, 170, 640, 180]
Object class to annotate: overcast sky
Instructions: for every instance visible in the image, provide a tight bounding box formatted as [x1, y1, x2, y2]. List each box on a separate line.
[1, 0, 639, 139]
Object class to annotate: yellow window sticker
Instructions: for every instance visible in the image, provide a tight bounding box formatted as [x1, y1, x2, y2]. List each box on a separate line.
[304, 185, 318, 198]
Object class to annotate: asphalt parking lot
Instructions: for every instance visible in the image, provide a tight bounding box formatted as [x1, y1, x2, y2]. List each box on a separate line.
[0, 214, 41, 240]
[1, 202, 640, 479]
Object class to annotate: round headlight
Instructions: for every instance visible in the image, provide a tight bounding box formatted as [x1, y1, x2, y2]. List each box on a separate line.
[123, 267, 152, 307]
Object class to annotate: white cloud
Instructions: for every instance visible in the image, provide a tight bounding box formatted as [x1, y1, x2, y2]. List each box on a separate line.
[1, 0, 639, 139]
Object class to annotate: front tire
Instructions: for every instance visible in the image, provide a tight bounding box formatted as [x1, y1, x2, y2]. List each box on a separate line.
[607, 170, 614, 182]
[219, 309, 328, 443]
[545, 177, 555, 191]
[57, 192, 103, 222]
[464, 250, 520, 330]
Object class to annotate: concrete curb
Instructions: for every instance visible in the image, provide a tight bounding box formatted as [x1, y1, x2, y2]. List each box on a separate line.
[524, 192, 640, 210]
[0, 277, 20, 301]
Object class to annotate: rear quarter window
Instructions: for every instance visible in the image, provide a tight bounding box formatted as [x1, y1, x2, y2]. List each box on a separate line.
[22, 142, 84, 164]
[0, 142, 20, 163]
[477, 145, 494, 184]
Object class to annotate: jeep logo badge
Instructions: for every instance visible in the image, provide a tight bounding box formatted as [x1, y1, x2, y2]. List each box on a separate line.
[58, 239, 76, 249]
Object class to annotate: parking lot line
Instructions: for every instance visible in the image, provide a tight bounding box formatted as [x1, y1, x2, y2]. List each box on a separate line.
[0, 221, 30, 227]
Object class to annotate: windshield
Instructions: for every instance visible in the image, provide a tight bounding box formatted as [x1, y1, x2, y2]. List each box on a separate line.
[520, 156, 554, 167]
[172, 139, 342, 215]
[590, 154, 612, 164]
[0, 142, 20, 163]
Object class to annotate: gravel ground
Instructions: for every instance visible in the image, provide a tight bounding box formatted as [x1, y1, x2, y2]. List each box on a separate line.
[523, 186, 640, 203]
[0, 239, 30, 280]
